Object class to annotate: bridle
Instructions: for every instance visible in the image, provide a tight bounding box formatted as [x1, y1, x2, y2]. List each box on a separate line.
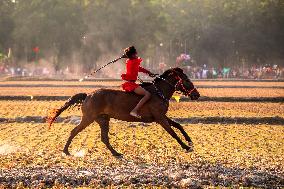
[152, 70, 196, 101]
[173, 75, 196, 96]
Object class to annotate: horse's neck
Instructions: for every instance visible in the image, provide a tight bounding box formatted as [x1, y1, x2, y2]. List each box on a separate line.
[155, 80, 175, 100]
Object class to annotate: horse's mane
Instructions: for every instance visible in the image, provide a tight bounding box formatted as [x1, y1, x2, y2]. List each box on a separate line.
[154, 67, 184, 82]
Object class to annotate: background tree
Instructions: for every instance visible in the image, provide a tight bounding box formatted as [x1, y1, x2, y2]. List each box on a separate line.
[0, 0, 282, 71]
[12, 0, 87, 69]
[0, 0, 14, 58]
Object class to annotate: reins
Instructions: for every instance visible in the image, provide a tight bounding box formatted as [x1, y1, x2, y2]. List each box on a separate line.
[151, 70, 196, 101]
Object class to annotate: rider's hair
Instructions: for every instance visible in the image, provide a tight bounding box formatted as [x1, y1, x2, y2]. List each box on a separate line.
[124, 46, 137, 58]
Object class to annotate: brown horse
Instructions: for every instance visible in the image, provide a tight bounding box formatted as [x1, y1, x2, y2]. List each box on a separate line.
[47, 67, 200, 156]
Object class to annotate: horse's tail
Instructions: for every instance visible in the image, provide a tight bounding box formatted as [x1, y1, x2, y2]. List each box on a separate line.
[46, 93, 87, 129]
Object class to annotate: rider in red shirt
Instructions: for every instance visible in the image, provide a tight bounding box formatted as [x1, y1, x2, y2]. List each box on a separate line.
[121, 46, 156, 118]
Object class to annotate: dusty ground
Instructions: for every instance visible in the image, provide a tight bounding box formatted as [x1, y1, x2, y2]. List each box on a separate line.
[0, 80, 283, 97]
[0, 81, 283, 188]
[0, 121, 283, 188]
[0, 86, 283, 98]
[0, 101, 283, 118]
[1, 80, 284, 87]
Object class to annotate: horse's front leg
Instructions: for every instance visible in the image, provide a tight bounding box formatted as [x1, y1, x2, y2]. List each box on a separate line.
[166, 117, 193, 147]
[156, 116, 192, 152]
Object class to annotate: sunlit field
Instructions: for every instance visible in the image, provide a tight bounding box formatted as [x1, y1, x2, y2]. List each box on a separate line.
[0, 81, 283, 188]
[0, 80, 283, 97]
[0, 101, 283, 119]
[0, 87, 284, 97]
[1, 80, 284, 86]
[2, 0, 283, 187]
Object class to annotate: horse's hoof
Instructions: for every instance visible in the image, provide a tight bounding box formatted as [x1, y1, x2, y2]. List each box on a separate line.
[183, 145, 193, 152]
[186, 147, 194, 152]
[63, 150, 71, 156]
[113, 153, 123, 158]
[188, 142, 194, 147]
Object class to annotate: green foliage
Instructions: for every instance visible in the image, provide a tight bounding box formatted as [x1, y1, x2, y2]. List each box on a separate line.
[12, 0, 87, 67]
[0, 0, 15, 53]
[0, 0, 283, 68]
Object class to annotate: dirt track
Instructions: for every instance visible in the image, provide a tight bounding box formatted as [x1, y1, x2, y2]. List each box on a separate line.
[0, 95, 283, 102]
[0, 80, 283, 188]
[1, 116, 283, 125]
[0, 162, 283, 188]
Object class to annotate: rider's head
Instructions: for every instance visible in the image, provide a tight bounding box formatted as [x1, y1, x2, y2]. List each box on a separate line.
[124, 46, 137, 59]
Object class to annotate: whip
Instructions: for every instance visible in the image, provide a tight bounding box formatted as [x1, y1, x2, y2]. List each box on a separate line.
[79, 54, 126, 82]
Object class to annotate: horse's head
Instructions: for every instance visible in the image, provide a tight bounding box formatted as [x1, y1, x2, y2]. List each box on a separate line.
[160, 67, 200, 100]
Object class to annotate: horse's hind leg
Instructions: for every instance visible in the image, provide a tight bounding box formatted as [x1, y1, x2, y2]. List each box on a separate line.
[96, 115, 122, 157]
[63, 115, 94, 155]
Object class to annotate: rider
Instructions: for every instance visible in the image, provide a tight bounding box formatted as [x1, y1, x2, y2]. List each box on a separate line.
[121, 46, 156, 118]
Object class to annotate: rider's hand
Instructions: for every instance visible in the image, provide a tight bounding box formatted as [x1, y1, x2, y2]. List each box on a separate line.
[121, 54, 128, 58]
[149, 73, 159, 78]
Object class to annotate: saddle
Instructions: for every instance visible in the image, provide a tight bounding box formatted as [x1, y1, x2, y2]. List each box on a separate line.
[140, 82, 167, 101]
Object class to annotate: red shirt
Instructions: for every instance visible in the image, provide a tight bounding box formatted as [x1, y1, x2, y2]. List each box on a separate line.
[121, 57, 150, 81]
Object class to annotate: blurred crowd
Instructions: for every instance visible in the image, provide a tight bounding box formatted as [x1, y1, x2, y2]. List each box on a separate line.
[172, 64, 283, 79]
[155, 63, 283, 79]
[0, 64, 51, 77]
[0, 62, 283, 80]
[154, 54, 283, 79]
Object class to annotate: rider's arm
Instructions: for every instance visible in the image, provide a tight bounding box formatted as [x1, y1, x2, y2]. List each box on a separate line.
[136, 57, 150, 74]
[139, 66, 157, 77]
[137, 57, 157, 77]
[138, 66, 151, 74]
